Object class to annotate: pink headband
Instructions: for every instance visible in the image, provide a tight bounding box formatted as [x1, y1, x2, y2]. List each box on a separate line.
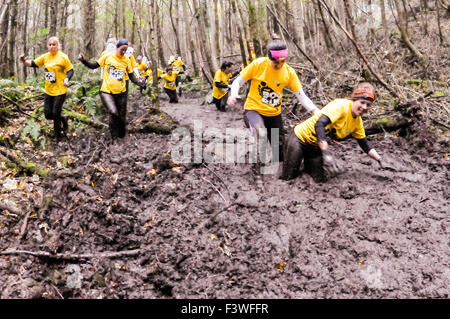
[270, 49, 288, 61]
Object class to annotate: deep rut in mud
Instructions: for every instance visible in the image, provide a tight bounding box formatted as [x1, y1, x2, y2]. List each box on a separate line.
[1, 93, 449, 299]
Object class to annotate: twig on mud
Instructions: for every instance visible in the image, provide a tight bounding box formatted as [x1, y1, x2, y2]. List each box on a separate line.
[84, 147, 101, 168]
[202, 163, 230, 193]
[0, 203, 20, 215]
[18, 210, 33, 240]
[0, 248, 143, 260]
[200, 202, 239, 229]
[201, 177, 228, 203]
[51, 284, 64, 299]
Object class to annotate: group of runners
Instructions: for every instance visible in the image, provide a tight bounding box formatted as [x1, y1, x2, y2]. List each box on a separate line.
[19, 35, 382, 182]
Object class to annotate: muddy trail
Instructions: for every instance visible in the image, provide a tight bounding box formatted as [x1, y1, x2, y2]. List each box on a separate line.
[0, 91, 449, 299]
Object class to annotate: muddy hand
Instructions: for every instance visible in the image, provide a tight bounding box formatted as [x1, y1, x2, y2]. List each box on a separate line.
[323, 154, 341, 177]
[227, 95, 241, 108]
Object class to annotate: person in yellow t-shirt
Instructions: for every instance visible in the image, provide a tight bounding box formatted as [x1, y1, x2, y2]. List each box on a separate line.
[20, 36, 74, 140]
[280, 82, 382, 182]
[160, 66, 179, 103]
[212, 61, 234, 112]
[136, 55, 149, 94]
[228, 39, 319, 171]
[169, 54, 186, 96]
[78, 38, 145, 138]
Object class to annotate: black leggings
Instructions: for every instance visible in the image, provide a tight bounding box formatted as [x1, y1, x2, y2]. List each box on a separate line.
[99, 91, 128, 138]
[243, 110, 284, 162]
[280, 131, 324, 181]
[213, 92, 229, 112]
[164, 88, 178, 103]
[44, 93, 66, 137]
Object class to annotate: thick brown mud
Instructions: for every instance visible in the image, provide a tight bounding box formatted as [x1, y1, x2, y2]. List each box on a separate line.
[0, 92, 449, 299]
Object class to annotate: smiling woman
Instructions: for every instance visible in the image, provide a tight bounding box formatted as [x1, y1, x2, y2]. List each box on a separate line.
[280, 82, 382, 182]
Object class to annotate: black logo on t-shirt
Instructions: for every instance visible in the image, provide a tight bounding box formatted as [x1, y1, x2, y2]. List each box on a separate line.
[258, 81, 281, 107]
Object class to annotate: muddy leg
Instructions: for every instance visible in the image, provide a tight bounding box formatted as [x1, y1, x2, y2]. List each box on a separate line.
[280, 132, 304, 180]
[304, 148, 327, 182]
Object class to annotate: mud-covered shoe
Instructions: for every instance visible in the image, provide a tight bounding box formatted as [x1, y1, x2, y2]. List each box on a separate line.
[61, 116, 68, 133]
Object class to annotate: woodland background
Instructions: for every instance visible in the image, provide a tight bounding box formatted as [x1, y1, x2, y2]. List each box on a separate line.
[0, 0, 448, 87]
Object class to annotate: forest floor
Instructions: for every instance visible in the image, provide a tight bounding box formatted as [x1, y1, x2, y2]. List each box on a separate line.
[0, 88, 449, 299]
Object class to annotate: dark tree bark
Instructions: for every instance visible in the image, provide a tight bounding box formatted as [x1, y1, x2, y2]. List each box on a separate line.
[83, 0, 96, 59]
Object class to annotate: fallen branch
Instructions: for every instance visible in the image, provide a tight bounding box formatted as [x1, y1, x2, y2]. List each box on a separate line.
[201, 177, 227, 203]
[0, 146, 49, 176]
[0, 248, 143, 260]
[62, 110, 108, 130]
[365, 116, 410, 135]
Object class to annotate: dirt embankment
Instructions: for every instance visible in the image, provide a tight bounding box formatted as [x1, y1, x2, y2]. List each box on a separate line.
[1, 92, 449, 299]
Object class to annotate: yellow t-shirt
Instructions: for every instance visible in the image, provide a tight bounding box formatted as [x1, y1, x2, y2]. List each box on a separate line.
[34, 51, 73, 96]
[161, 71, 179, 90]
[170, 58, 184, 73]
[136, 62, 148, 77]
[294, 98, 366, 145]
[124, 54, 138, 81]
[212, 70, 232, 99]
[97, 54, 133, 94]
[240, 57, 302, 117]
[146, 69, 163, 83]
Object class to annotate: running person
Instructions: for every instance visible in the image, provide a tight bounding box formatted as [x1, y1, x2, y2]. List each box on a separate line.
[160, 66, 179, 103]
[280, 82, 382, 181]
[136, 55, 149, 94]
[212, 61, 234, 112]
[78, 38, 145, 138]
[169, 54, 186, 96]
[20, 36, 74, 140]
[228, 39, 320, 169]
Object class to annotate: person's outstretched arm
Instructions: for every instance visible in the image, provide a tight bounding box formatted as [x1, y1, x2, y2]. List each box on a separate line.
[19, 55, 37, 68]
[78, 53, 100, 69]
[129, 72, 145, 87]
[356, 138, 381, 163]
[293, 89, 320, 114]
[227, 75, 246, 106]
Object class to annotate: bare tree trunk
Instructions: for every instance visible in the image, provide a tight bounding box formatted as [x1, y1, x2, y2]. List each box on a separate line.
[8, 0, 18, 77]
[82, 0, 96, 59]
[169, 0, 181, 55]
[343, 0, 358, 42]
[193, 0, 215, 78]
[391, 0, 427, 65]
[149, 0, 160, 107]
[155, 0, 165, 65]
[213, 0, 221, 62]
[49, 0, 58, 36]
[22, 0, 30, 81]
[380, 0, 394, 62]
[231, 0, 248, 67]
[121, 0, 126, 40]
[257, 0, 269, 56]
[316, 0, 334, 49]
[436, 0, 444, 45]
[291, 0, 306, 53]
[114, 0, 119, 38]
[181, 0, 197, 75]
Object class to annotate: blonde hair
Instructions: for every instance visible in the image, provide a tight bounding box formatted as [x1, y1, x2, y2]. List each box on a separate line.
[47, 37, 60, 50]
